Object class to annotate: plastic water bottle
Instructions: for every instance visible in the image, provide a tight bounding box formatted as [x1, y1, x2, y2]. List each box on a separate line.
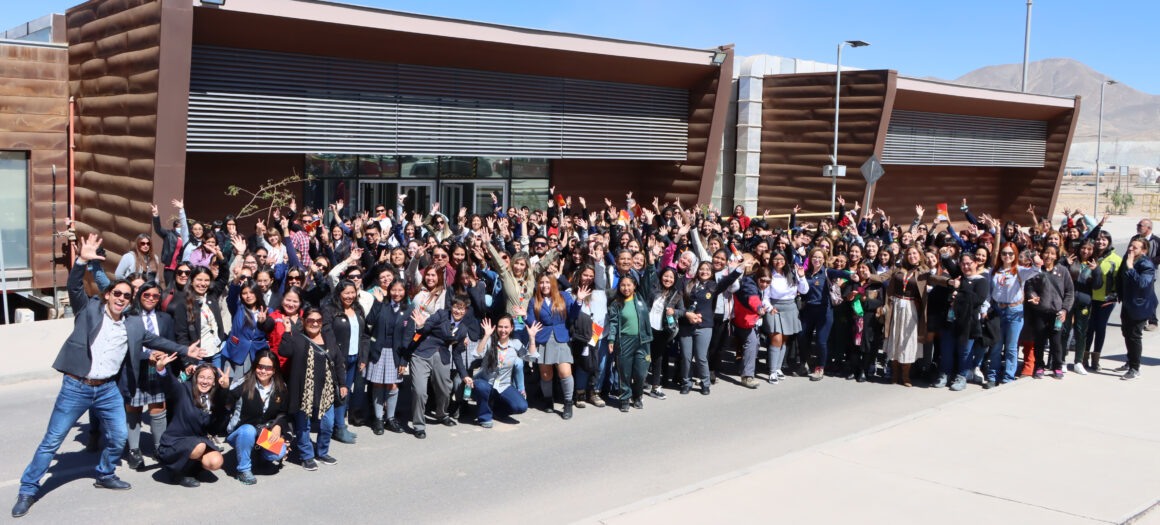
[1053, 317, 1063, 331]
[464, 384, 473, 398]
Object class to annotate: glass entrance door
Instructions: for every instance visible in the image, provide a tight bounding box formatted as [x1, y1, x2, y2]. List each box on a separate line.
[358, 180, 434, 218]
[439, 180, 507, 216]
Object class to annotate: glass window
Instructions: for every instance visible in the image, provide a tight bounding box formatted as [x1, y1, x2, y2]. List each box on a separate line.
[305, 154, 356, 179]
[512, 158, 549, 178]
[305, 177, 358, 214]
[400, 155, 438, 178]
[440, 157, 476, 179]
[358, 155, 399, 178]
[510, 178, 549, 212]
[476, 157, 510, 178]
[0, 151, 29, 269]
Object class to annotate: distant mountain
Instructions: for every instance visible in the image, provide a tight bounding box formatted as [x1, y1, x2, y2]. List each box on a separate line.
[941, 58, 1160, 166]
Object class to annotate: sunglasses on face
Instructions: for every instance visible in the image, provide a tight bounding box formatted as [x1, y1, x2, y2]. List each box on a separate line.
[1001, 252, 1015, 256]
[433, 254, 448, 259]
[305, 318, 323, 325]
[138, 241, 151, 247]
[348, 274, 363, 281]
[176, 269, 191, 276]
[288, 275, 303, 281]
[141, 292, 161, 300]
[255, 364, 275, 371]
[109, 290, 130, 299]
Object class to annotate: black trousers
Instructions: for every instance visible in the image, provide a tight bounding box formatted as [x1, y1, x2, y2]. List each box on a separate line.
[1030, 309, 1064, 371]
[1122, 317, 1146, 371]
[648, 336, 670, 387]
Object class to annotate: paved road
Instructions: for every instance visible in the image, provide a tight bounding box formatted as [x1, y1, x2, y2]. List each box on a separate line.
[2, 360, 977, 523]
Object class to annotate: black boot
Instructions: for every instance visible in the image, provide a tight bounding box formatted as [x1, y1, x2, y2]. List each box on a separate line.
[371, 418, 385, 436]
[561, 401, 573, 420]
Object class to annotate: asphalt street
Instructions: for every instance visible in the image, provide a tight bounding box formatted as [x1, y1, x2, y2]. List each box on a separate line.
[2, 360, 974, 524]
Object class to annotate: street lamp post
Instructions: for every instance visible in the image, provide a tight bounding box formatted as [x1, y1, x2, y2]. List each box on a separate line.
[831, 40, 869, 213]
[1094, 79, 1116, 213]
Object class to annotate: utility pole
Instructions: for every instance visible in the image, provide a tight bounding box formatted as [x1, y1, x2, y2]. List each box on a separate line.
[1022, 0, 1032, 92]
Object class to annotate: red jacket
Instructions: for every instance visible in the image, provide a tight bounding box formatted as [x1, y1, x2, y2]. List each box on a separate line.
[731, 276, 763, 329]
[267, 311, 296, 374]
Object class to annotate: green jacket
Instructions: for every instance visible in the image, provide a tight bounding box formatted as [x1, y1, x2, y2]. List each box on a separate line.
[607, 294, 654, 346]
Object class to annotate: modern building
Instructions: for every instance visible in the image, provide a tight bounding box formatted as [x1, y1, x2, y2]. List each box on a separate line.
[0, 1, 1080, 319]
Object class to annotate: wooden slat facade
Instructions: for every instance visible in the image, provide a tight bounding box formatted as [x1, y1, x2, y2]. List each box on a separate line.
[0, 42, 70, 288]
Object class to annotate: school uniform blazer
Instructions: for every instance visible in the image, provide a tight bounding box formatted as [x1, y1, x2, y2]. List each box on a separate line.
[54, 262, 189, 399]
[401, 308, 466, 366]
[172, 270, 229, 347]
[119, 309, 180, 400]
[364, 299, 412, 366]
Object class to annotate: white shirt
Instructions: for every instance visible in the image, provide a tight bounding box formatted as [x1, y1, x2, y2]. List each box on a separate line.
[766, 272, 808, 301]
[89, 308, 128, 380]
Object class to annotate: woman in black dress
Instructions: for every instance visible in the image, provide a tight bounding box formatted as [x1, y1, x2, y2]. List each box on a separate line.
[152, 352, 229, 488]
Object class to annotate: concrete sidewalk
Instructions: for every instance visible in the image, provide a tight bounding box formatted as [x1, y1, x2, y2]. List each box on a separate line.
[583, 328, 1160, 525]
[0, 318, 71, 384]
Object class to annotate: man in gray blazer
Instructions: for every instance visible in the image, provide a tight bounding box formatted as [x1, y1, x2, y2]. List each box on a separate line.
[12, 234, 204, 518]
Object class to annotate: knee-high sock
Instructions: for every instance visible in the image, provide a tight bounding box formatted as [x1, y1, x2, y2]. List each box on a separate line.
[371, 386, 386, 419]
[540, 378, 553, 402]
[148, 410, 167, 452]
[126, 411, 142, 451]
[560, 376, 575, 402]
[385, 388, 400, 419]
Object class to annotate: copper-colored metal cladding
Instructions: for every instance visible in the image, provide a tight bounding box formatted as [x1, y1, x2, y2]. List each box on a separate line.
[66, 0, 193, 269]
[758, 70, 1078, 227]
[0, 41, 70, 287]
[758, 70, 893, 219]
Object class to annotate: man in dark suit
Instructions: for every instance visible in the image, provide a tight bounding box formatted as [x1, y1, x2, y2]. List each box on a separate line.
[1118, 238, 1158, 380]
[13, 234, 204, 518]
[401, 296, 469, 439]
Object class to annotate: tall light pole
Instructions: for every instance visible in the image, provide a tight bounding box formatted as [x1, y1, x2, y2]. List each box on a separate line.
[1022, 1, 1032, 92]
[1094, 79, 1117, 213]
[831, 40, 870, 213]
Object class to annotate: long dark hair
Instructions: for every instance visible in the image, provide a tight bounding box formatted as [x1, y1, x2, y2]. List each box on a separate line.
[131, 281, 163, 315]
[184, 266, 214, 326]
[189, 363, 221, 412]
[327, 279, 364, 316]
[241, 350, 286, 402]
[238, 280, 267, 327]
[479, 316, 515, 376]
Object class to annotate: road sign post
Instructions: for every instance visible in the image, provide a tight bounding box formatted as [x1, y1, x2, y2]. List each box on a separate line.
[860, 155, 885, 215]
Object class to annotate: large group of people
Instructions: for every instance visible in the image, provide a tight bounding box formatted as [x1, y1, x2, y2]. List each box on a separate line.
[12, 191, 1159, 517]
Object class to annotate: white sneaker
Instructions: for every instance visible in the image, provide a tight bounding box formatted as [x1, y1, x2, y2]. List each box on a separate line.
[1072, 362, 1088, 375]
[776, 370, 786, 379]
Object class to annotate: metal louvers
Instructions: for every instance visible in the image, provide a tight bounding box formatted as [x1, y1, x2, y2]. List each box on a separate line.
[187, 45, 688, 159]
[881, 110, 1046, 167]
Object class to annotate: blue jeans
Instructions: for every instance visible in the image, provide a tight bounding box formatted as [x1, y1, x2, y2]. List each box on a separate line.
[294, 407, 334, 461]
[472, 379, 528, 422]
[988, 305, 1025, 383]
[333, 355, 358, 430]
[227, 424, 287, 473]
[938, 330, 957, 376]
[20, 376, 128, 496]
[512, 358, 525, 395]
[800, 305, 833, 369]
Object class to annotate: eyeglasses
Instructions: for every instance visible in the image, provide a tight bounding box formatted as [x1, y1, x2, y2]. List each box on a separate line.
[287, 275, 303, 281]
[376, 208, 386, 213]
[347, 274, 363, 280]
[534, 242, 547, 247]
[141, 292, 161, 300]
[255, 364, 275, 371]
[305, 318, 323, 325]
[176, 269, 191, 276]
[109, 290, 130, 298]
[759, 279, 772, 284]
[433, 254, 448, 259]
[138, 241, 151, 246]
[1001, 252, 1015, 256]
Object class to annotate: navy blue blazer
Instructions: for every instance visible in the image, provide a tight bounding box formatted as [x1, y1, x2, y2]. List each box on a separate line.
[54, 262, 188, 400]
[401, 308, 467, 368]
[1119, 257, 1158, 322]
[364, 298, 412, 366]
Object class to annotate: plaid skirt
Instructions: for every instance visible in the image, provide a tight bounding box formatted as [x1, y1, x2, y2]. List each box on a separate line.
[129, 363, 165, 406]
[364, 348, 401, 384]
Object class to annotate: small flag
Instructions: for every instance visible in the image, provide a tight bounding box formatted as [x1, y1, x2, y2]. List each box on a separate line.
[589, 323, 604, 347]
[618, 210, 631, 226]
[555, 194, 566, 207]
[936, 203, 949, 222]
[729, 243, 741, 259]
[631, 203, 643, 219]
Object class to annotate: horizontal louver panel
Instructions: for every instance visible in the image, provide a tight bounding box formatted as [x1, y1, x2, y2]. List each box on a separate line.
[881, 110, 1046, 167]
[187, 45, 688, 159]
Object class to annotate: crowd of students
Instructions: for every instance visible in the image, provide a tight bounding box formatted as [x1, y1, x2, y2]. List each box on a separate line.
[11, 191, 1159, 517]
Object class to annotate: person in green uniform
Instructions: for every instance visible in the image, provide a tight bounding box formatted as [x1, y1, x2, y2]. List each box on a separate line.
[607, 275, 653, 412]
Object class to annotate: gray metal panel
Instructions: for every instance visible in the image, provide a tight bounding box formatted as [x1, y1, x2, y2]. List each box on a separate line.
[187, 45, 688, 159]
[881, 110, 1046, 167]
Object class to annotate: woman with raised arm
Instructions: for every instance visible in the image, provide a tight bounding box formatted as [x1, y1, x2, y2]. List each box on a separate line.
[984, 242, 1041, 385]
[527, 273, 584, 419]
[362, 281, 411, 435]
[867, 245, 947, 387]
[151, 353, 229, 488]
[762, 251, 807, 384]
[468, 317, 541, 428]
[482, 227, 560, 343]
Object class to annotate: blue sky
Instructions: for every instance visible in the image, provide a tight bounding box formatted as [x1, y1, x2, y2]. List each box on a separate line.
[5, 0, 1157, 93]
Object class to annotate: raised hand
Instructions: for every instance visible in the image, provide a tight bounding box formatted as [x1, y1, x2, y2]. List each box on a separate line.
[410, 309, 428, 329]
[480, 318, 494, 337]
[576, 285, 592, 303]
[578, 196, 587, 209]
[793, 204, 802, 214]
[78, 233, 105, 263]
[154, 352, 179, 372]
[915, 204, 924, 216]
[217, 366, 230, 388]
[171, 198, 184, 210]
[837, 195, 845, 207]
[186, 341, 206, 360]
[231, 234, 247, 255]
[527, 320, 543, 340]
[151, 203, 159, 216]
[373, 287, 386, 302]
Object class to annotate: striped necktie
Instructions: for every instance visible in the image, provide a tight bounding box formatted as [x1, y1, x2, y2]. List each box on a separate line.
[145, 313, 156, 335]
